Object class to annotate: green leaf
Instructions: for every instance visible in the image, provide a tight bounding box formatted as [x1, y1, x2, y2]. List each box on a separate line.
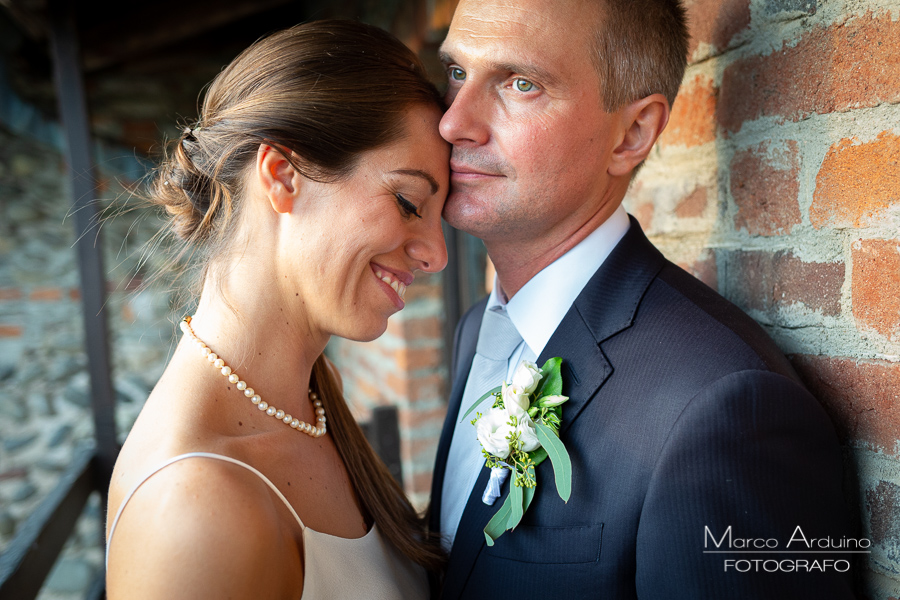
[460, 385, 501, 423]
[535, 357, 563, 399]
[523, 467, 536, 513]
[528, 446, 548, 467]
[484, 493, 514, 546]
[507, 480, 524, 531]
[535, 422, 572, 502]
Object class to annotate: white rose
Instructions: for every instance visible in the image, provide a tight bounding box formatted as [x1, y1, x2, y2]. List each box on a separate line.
[502, 382, 530, 418]
[476, 407, 516, 459]
[511, 360, 542, 394]
[515, 414, 541, 452]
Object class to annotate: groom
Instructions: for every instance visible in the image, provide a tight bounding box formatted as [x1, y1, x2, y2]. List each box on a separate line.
[429, 0, 855, 598]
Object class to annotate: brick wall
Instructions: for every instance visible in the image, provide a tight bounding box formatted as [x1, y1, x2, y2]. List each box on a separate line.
[327, 272, 448, 509]
[623, 1, 900, 597]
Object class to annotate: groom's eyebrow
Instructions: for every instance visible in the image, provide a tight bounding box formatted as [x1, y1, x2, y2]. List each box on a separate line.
[392, 169, 439, 194]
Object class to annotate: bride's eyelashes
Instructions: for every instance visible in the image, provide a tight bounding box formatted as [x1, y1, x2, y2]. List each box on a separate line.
[396, 193, 422, 219]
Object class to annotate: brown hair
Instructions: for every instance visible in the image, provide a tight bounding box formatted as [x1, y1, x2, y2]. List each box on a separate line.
[151, 20, 445, 572]
[591, 0, 689, 111]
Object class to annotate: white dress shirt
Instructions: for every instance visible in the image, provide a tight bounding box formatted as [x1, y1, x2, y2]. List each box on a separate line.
[440, 205, 630, 547]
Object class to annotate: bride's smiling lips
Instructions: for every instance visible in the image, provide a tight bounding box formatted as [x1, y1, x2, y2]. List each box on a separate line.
[370, 262, 413, 309]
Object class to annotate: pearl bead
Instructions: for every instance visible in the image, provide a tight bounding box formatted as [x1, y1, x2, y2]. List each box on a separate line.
[181, 316, 327, 440]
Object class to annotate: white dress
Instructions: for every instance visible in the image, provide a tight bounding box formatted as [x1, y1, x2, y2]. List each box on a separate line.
[106, 452, 429, 599]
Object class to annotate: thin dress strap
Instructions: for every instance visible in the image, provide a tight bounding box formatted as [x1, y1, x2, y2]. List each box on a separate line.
[105, 452, 305, 570]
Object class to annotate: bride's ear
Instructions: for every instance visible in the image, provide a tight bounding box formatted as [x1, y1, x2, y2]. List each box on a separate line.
[256, 144, 302, 214]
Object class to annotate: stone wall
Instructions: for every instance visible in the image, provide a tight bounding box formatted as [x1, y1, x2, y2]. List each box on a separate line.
[622, 1, 900, 597]
[0, 118, 178, 599]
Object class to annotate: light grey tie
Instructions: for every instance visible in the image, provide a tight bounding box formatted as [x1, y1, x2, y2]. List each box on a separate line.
[440, 306, 523, 549]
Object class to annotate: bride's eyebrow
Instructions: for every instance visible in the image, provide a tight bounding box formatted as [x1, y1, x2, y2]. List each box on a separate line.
[390, 169, 439, 194]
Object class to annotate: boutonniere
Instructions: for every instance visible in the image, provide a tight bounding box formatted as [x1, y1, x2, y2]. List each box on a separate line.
[460, 357, 572, 546]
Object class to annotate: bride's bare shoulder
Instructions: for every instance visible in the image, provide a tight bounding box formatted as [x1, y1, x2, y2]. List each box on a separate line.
[106, 455, 301, 600]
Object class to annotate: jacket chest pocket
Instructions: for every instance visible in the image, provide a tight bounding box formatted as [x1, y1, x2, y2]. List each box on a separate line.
[483, 522, 603, 564]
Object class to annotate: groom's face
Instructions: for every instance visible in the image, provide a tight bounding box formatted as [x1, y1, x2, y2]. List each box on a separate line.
[439, 0, 623, 244]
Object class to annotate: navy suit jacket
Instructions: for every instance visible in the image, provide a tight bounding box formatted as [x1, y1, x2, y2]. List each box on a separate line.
[429, 217, 855, 599]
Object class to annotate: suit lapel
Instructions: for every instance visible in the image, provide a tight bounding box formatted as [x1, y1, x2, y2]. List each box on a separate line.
[441, 217, 667, 598]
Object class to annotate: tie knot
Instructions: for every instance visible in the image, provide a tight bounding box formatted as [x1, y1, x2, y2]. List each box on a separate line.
[475, 307, 523, 361]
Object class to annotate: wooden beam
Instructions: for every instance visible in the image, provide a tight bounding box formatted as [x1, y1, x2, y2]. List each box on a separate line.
[81, 0, 296, 73]
[47, 0, 118, 480]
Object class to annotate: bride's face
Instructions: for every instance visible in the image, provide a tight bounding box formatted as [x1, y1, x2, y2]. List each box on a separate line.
[278, 105, 450, 341]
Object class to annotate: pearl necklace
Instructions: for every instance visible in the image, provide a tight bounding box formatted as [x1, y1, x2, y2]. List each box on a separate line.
[180, 316, 327, 438]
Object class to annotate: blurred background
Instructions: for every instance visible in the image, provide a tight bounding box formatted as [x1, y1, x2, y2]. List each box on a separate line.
[0, 0, 898, 598]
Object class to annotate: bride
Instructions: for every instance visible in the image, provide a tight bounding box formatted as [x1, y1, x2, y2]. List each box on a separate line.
[105, 20, 449, 599]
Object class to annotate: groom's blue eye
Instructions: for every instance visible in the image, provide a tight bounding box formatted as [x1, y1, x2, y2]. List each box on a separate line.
[396, 194, 422, 219]
[449, 67, 466, 82]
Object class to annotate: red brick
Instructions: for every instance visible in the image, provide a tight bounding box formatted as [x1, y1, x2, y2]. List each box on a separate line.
[811, 131, 900, 229]
[392, 347, 443, 372]
[68, 288, 81, 301]
[398, 406, 447, 430]
[852, 239, 900, 339]
[684, 0, 751, 60]
[0, 325, 23, 337]
[0, 288, 22, 301]
[718, 12, 900, 134]
[29, 287, 63, 301]
[864, 481, 900, 547]
[682, 248, 718, 290]
[725, 251, 843, 316]
[661, 75, 718, 148]
[386, 372, 444, 401]
[634, 203, 654, 232]
[731, 140, 801, 236]
[674, 186, 709, 219]
[410, 471, 433, 496]
[791, 355, 900, 455]
[386, 316, 442, 341]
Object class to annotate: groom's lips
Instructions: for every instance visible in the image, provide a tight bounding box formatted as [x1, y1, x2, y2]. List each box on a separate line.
[450, 161, 504, 182]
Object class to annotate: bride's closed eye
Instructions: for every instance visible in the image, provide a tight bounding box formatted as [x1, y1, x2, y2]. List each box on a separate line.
[396, 193, 422, 219]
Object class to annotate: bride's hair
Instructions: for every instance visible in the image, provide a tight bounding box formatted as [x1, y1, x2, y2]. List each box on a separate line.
[150, 20, 445, 572]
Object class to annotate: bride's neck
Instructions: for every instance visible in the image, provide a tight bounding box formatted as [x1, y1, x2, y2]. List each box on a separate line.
[186, 258, 328, 412]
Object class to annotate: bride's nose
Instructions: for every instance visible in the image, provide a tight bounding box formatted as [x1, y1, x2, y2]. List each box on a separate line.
[406, 218, 448, 273]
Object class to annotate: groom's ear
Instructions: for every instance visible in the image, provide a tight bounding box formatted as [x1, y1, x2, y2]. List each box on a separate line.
[256, 144, 302, 214]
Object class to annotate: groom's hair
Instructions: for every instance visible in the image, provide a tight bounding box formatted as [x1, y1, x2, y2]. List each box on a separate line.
[590, 0, 689, 111]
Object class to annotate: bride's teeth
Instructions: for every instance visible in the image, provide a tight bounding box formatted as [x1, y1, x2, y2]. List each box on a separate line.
[381, 275, 392, 285]
[398, 283, 407, 299]
[390, 280, 400, 292]
[375, 270, 383, 278]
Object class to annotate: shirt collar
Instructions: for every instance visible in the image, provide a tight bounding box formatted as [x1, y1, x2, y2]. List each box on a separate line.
[486, 204, 630, 357]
